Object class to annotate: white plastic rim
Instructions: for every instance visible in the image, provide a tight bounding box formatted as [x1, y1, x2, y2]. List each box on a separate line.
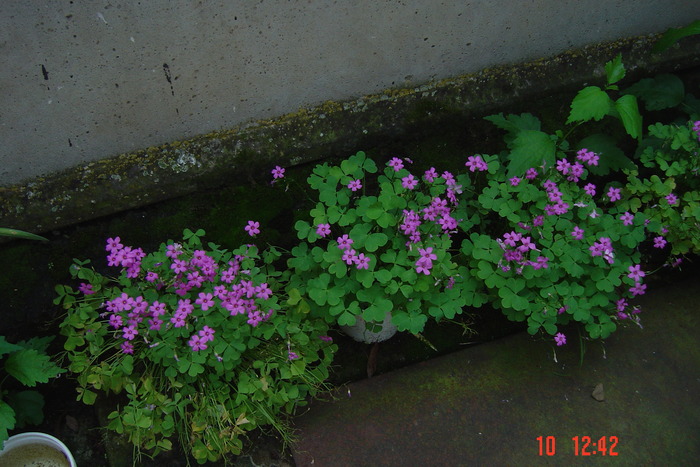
[0, 432, 77, 467]
[340, 311, 398, 343]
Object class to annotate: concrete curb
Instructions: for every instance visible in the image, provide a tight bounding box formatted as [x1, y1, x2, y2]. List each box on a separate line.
[2, 34, 699, 235]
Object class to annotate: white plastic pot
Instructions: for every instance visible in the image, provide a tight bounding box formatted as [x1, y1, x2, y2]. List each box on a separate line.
[340, 311, 398, 343]
[0, 432, 77, 467]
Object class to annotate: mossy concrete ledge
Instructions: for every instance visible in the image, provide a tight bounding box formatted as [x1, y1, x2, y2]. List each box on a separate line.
[2, 34, 699, 235]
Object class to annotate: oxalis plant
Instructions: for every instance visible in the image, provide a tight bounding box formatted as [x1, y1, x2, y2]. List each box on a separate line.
[55, 229, 336, 464]
[277, 151, 487, 335]
[458, 52, 700, 348]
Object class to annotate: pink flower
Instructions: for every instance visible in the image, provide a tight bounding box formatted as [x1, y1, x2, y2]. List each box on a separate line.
[355, 253, 370, 270]
[316, 223, 331, 237]
[198, 326, 216, 342]
[106, 237, 123, 252]
[584, 183, 596, 196]
[525, 168, 538, 179]
[416, 256, 433, 275]
[554, 332, 566, 346]
[319, 335, 333, 342]
[78, 283, 95, 295]
[653, 236, 667, 249]
[630, 282, 647, 296]
[188, 334, 207, 351]
[607, 187, 622, 202]
[665, 193, 678, 206]
[337, 235, 354, 250]
[348, 179, 362, 191]
[556, 158, 571, 175]
[342, 249, 357, 265]
[424, 167, 438, 182]
[418, 247, 437, 261]
[271, 166, 285, 179]
[122, 325, 138, 341]
[627, 264, 646, 282]
[121, 341, 134, 354]
[196, 292, 215, 311]
[388, 157, 404, 171]
[401, 174, 418, 189]
[616, 298, 628, 312]
[245, 220, 260, 236]
[509, 176, 521, 186]
[465, 155, 488, 172]
[620, 212, 634, 226]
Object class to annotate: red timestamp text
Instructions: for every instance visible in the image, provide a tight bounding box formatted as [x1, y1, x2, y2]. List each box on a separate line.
[536, 435, 619, 456]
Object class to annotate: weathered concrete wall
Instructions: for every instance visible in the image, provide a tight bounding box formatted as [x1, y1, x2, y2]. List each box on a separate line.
[2, 1, 697, 186]
[0, 2, 699, 234]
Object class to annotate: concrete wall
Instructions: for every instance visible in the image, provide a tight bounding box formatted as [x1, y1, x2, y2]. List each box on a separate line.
[1, 1, 698, 187]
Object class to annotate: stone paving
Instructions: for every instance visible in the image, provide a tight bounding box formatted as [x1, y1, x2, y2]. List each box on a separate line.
[292, 274, 700, 466]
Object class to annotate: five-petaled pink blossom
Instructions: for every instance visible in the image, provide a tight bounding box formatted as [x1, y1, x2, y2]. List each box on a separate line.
[271, 166, 285, 179]
[554, 332, 566, 346]
[316, 223, 331, 237]
[620, 212, 634, 226]
[401, 174, 418, 190]
[653, 236, 667, 249]
[245, 220, 260, 236]
[607, 187, 622, 202]
[388, 157, 404, 171]
[348, 179, 362, 191]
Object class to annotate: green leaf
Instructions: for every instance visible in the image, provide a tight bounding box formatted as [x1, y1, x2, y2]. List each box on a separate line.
[5, 349, 63, 387]
[0, 400, 16, 442]
[287, 288, 302, 305]
[338, 311, 356, 326]
[0, 336, 23, 357]
[294, 220, 312, 241]
[365, 233, 389, 252]
[484, 113, 541, 133]
[0, 228, 48, 242]
[506, 130, 556, 178]
[653, 20, 700, 52]
[6, 390, 44, 427]
[577, 134, 635, 175]
[614, 94, 642, 140]
[567, 86, 614, 124]
[623, 74, 685, 111]
[605, 54, 626, 85]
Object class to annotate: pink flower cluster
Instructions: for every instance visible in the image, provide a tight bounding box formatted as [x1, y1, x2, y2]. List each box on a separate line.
[693, 121, 700, 141]
[465, 155, 488, 172]
[101, 237, 276, 354]
[589, 237, 615, 265]
[542, 180, 570, 216]
[498, 230, 549, 272]
[335, 235, 370, 270]
[106, 236, 146, 278]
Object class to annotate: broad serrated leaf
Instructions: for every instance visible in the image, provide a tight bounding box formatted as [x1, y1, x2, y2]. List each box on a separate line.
[0, 336, 23, 357]
[653, 20, 700, 52]
[0, 400, 16, 442]
[567, 86, 614, 124]
[484, 113, 541, 133]
[605, 54, 626, 85]
[6, 390, 44, 427]
[506, 130, 556, 178]
[614, 94, 642, 140]
[5, 349, 63, 387]
[623, 74, 685, 111]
